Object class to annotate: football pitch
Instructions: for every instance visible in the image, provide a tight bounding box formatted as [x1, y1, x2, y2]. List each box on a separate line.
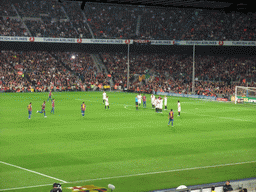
[0, 91, 256, 192]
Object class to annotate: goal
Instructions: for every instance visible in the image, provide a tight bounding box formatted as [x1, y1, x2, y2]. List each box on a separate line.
[235, 86, 256, 104]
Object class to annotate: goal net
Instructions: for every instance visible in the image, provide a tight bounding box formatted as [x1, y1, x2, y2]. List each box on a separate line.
[235, 86, 256, 104]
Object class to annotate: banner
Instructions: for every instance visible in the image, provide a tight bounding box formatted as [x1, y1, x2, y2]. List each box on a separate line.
[157, 92, 216, 100]
[67, 185, 107, 192]
[217, 98, 228, 102]
[237, 96, 256, 103]
[0, 36, 255, 46]
[133, 40, 150, 43]
[151, 40, 174, 45]
[0, 36, 28, 42]
[184, 41, 219, 46]
[133, 39, 151, 45]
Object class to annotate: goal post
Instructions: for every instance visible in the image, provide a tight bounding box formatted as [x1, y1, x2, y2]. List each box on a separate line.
[235, 86, 256, 104]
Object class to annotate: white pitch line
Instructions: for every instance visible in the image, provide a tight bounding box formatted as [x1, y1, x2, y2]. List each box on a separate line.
[0, 184, 53, 191]
[69, 160, 256, 184]
[192, 113, 249, 121]
[0, 161, 67, 183]
[1, 160, 255, 191]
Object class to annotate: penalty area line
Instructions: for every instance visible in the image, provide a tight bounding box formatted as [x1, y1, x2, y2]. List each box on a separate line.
[0, 161, 67, 184]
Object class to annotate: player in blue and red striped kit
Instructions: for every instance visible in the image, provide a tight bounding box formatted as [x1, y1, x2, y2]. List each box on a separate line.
[50, 99, 55, 114]
[142, 94, 146, 108]
[27, 102, 32, 119]
[168, 109, 174, 126]
[37, 101, 47, 118]
[81, 102, 86, 117]
[47, 91, 52, 102]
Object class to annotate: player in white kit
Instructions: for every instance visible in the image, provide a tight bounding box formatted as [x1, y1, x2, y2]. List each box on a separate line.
[155, 97, 159, 113]
[151, 94, 155, 109]
[105, 96, 109, 109]
[178, 100, 181, 116]
[137, 93, 142, 107]
[159, 97, 163, 113]
[103, 91, 106, 104]
[164, 96, 167, 110]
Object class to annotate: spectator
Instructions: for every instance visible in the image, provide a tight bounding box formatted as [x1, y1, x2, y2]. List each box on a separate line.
[223, 180, 233, 192]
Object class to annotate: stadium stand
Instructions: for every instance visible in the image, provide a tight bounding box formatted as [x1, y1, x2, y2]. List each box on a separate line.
[85, 3, 138, 39]
[1, 0, 256, 40]
[0, 17, 29, 36]
[2, 48, 255, 99]
[0, 1, 17, 16]
[0, 0, 256, 99]
[51, 51, 108, 87]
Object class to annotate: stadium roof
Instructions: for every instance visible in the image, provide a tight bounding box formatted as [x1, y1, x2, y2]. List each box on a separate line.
[17, 0, 252, 12]
[103, 0, 251, 12]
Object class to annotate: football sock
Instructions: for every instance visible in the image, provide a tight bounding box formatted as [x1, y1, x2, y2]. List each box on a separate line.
[108, 106, 109, 109]
[105, 106, 106, 109]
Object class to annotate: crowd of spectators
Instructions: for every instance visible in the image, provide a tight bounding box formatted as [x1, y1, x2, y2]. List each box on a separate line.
[0, 0, 17, 16]
[0, 50, 92, 92]
[0, 17, 29, 36]
[52, 52, 108, 87]
[100, 52, 256, 97]
[1, 50, 255, 99]
[182, 11, 228, 40]
[0, 50, 30, 91]
[1, 0, 256, 41]
[227, 12, 256, 41]
[182, 11, 256, 41]
[85, 3, 138, 39]
[139, 7, 193, 40]
[13, 0, 66, 19]
[62, 2, 91, 38]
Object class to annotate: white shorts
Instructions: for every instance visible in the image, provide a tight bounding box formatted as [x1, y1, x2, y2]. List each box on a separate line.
[138, 101, 141, 104]
[178, 107, 181, 112]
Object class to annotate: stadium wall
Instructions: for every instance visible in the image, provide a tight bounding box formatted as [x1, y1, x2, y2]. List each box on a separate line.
[150, 177, 256, 192]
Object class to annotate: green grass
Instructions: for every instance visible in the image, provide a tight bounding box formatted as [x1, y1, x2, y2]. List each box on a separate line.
[0, 91, 256, 192]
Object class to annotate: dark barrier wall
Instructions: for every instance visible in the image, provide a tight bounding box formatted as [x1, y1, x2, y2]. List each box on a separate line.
[1, 41, 256, 56]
